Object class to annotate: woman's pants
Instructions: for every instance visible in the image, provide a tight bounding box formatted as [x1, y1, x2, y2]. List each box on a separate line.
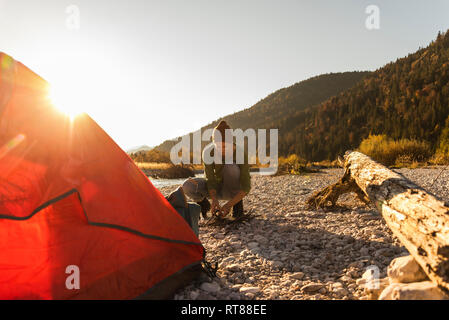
[182, 164, 241, 202]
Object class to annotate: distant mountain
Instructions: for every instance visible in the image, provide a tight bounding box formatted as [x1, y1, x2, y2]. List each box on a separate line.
[157, 30, 449, 163]
[278, 30, 449, 161]
[155, 71, 371, 153]
[127, 145, 153, 154]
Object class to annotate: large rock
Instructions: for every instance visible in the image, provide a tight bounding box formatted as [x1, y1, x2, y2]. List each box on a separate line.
[365, 278, 390, 300]
[387, 255, 428, 283]
[379, 281, 448, 300]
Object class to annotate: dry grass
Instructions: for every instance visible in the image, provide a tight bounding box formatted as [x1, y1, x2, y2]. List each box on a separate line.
[312, 159, 341, 168]
[277, 154, 319, 175]
[358, 134, 432, 167]
[136, 162, 203, 170]
[136, 162, 172, 170]
[430, 153, 449, 165]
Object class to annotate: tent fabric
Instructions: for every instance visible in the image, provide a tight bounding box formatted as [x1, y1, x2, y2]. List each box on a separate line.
[0, 52, 204, 299]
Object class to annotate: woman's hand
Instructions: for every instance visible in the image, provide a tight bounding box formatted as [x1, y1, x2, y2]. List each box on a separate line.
[209, 189, 221, 215]
[211, 198, 221, 215]
[219, 191, 247, 217]
[219, 202, 232, 217]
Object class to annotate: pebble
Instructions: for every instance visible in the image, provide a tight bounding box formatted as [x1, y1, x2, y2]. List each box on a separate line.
[245, 292, 255, 299]
[200, 282, 221, 293]
[157, 168, 449, 300]
[221, 256, 235, 264]
[301, 283, 324, 293]
[225, 264, 241, 272]
[254, 235, 268, 244]
[334, 287, 348, 296]
[289, 272, 305, 280]
[360, 247, 370, 256]
[248, 242, 259, 249]
[239, 286, 261, 294]
[190, 290, 200, 300]
[231, 293, 242, 300]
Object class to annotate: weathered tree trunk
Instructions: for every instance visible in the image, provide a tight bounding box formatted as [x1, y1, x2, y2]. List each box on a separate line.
[307, 151, 449, 292]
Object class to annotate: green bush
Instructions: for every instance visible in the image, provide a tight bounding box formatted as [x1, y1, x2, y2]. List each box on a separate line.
[358, 134, 432, 166]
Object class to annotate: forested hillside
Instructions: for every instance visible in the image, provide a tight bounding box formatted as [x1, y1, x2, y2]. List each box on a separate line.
[280, 31, 449, 161]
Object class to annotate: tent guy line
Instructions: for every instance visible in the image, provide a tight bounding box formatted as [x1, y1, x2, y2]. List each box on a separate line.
[0, 187, 204, 247]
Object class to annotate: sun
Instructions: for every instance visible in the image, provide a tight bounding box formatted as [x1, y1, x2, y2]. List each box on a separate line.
[48, 83, 84, 119]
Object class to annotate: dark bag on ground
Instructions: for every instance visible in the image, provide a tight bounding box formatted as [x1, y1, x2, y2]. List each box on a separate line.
[165, 186, 200, 237]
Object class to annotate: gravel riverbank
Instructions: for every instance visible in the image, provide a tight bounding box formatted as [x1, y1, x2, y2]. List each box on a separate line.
[157, 167, 449, 300]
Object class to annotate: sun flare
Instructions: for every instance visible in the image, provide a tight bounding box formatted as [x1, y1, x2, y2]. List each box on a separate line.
[48, 83, 84, 119]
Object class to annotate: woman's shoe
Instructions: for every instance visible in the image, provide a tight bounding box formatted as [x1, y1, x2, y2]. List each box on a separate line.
[197, 198, 211, 219]
[232, 200, 244, 218]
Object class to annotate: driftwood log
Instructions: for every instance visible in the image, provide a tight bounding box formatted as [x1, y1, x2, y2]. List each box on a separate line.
[307, 151, 449, 292]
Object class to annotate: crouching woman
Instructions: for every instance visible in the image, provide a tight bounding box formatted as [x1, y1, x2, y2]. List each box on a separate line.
[182, 121, 251, 218]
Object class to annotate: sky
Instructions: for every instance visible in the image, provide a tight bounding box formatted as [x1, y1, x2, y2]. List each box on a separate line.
[1, 0, 449, 150]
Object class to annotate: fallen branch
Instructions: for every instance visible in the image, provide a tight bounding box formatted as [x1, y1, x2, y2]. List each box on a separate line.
[307, 151, 449, 293]
[306, 167, 369, 208]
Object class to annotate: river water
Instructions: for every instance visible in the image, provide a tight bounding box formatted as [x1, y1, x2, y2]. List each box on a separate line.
[149, 172, 259, 189]
[149, 173, 204, 188]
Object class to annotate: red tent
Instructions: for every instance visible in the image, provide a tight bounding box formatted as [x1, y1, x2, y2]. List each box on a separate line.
[0, 52, 205, 299]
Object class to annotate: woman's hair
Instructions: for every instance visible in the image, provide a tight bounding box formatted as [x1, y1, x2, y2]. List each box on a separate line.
[213, 120, 232, 143]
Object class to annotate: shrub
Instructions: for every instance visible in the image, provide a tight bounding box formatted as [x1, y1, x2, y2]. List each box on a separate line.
[141, 164, 195, 179]
[278, 154, 310, 175]
[155, 165, 195, 179]
[130, 149, 171, 163]
[358, 134, 432, 166]
[435, 123, 449, 163]
[431, 152, 449, 165]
